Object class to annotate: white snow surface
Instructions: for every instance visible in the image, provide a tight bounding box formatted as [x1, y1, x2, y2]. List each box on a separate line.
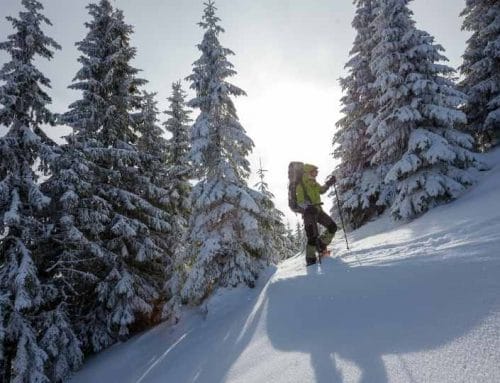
[71, 149, 500, 383]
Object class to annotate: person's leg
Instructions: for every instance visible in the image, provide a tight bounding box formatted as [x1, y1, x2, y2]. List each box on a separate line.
[305, 245, 317, 265]
[317, 210, 337, 251]
[303, 207, 319, 265]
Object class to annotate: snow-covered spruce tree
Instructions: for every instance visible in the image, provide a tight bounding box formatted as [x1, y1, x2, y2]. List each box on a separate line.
[294, 221, 306, 253]
[332, 0, 387, 229]
[285, 222, 297, 253]
[54, 0, 168, 352]
[161, 82, 192, 322]
[0, 1, 82, 382]
[254, 161, 295, 262]
[39, 133, 99, 372]
[135, 91, 172, 261]
[369, 0, 479, 220]
[135, 91, 176, 323]
[182, 1, 271, 304]
[459, 0, 500, 150]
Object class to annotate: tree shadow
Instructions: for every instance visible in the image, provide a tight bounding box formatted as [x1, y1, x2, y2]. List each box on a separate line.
[183, 281, 270, 383]
[266, 256, 500, 382]
[70, 269, 273, 383]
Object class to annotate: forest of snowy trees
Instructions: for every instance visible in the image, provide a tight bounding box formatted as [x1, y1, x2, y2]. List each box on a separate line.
[0, 1, 300, 381]
[333, 0, 498, 229]
[0, 0, 498, 381]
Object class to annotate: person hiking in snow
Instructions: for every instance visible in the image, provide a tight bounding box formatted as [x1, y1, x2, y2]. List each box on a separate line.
[296, 164, 337, 266]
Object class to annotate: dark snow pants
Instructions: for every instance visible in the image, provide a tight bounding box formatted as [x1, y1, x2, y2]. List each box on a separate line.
[303, 205, 337, 261]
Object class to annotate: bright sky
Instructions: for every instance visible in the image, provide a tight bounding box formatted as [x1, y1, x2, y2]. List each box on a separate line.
[0, 0, 468, 227]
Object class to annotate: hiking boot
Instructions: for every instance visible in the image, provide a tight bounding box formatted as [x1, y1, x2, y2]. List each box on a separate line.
[316, 239, 328, 254]
[306, 258, 317, 266]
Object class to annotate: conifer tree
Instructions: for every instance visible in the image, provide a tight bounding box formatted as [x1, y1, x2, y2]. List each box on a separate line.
[254, 160, 295, 262]
[333, 0, 386, 229]
[48, 0, 168, 352]
[161, 82, 192, 322]
[75, 0, 169, 349]
[135, 91, 176, 323]
[459, 0, 500, 150]
[39, 132, 97, 368]
[0, 1, 82, 381]
[285, 222, 296, 252]
[369, 0, 479, 220]
[135, 91, 172, 262]
[294, 222, 305, 252]
[182, 1, 271, 304]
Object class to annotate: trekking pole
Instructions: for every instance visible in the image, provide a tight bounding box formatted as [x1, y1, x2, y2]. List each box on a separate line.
[333, 183, 363, 266]
[333, 183, 350, 251]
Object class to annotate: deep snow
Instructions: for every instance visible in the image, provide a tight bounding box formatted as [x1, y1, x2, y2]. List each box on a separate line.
[71, 149, 500, 383]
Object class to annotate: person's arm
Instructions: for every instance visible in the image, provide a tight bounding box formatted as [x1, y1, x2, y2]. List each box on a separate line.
[320, 175, 336, 194]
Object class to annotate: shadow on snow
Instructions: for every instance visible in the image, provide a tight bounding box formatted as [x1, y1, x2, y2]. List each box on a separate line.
[266, 256, 500, 382]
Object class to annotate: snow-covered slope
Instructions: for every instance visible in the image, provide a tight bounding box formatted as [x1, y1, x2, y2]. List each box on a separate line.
[71, 149, 500, 383]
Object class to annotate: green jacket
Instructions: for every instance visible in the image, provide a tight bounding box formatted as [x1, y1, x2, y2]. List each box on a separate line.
[296, 164, 328, 207]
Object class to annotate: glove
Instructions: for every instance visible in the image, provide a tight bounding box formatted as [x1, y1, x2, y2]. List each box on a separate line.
[325, 175, 336, 188]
